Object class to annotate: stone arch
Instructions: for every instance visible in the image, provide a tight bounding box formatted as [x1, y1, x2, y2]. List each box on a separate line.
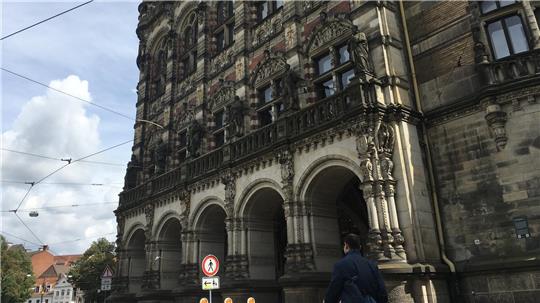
[123, 224, 146, 293]
[189, 196, 226, 228]
[297, 155, 369, 272]
[153, 210, 181, 238]
[154, 213, 182, 290]
[123, 222, 146, 244]
[236, 178, 285, 218]
[296, 155, 363, 201]
[173, 1, 198, 32]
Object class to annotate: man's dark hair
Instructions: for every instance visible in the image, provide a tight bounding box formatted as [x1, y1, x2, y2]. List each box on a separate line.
[343, 233, 362, 250]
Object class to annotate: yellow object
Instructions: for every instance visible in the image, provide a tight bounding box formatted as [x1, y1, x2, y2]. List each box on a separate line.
[200, 298, 209, 303]
[224, 298, 233, 303]
[247, 297, 255, 303]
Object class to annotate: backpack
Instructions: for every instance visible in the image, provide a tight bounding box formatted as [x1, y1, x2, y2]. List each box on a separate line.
[343, 275, 377, 303]
[343, 259, 386, 303]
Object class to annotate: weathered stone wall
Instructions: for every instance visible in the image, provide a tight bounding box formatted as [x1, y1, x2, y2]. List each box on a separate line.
[428, 88, 540, 299]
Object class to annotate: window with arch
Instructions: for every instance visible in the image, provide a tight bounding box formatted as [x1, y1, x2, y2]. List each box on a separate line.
[312, 42, 355, 99]
[214, 1, 235, 53]
[480, 0, 530, 60]
[179, 13, 198, 78]
[149, 43, 167, 99]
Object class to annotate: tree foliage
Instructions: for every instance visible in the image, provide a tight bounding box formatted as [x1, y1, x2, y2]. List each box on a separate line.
[68, 238, 116, 302]
[1, 236, 35, 303]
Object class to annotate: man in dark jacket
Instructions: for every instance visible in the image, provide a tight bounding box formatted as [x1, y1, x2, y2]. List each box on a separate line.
[324, 234, 388, 303]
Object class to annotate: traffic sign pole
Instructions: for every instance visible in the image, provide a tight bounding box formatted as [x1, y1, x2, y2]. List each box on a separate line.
[209, 289, 212, 303]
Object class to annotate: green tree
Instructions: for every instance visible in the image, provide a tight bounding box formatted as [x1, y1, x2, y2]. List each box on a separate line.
[1, 236, 35, 303]
[68, 238, 116, 302]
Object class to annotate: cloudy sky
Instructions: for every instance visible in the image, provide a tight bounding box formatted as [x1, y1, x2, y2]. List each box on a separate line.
[2, 0, 140, 254]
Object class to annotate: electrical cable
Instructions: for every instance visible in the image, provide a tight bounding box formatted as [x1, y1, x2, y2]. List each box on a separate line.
[11, 139, 133, 212]
[1, 68, 134, 121]
[1, 202, 118, 213]
[48, 232, 116, 245]
[1, 1, 94, 40]
[1, 148, 126, 167]
[14, 212, 45, 245]
[0, 231, 42, 247]
[2, 180, 122, 187]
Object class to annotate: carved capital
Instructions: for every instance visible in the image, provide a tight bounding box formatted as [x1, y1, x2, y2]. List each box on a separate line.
[485, 103, 508, 150]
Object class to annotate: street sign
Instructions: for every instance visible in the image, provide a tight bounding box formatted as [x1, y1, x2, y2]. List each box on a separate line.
[201, 276, 220, 290]
[201, 254, 219, 277]
[101, 265, 114, 291]
[101, 277, 112, 291]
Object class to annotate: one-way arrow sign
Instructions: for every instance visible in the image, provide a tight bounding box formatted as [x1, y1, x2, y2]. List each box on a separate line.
[201, 276, 220, 290]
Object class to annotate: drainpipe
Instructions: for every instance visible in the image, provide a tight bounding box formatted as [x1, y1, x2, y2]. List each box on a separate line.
[398, 1, 456, 275]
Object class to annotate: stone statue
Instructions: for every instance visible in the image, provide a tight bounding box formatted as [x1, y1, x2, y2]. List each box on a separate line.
[154, 139, 168, 174]
[348, 32, 373, 78]
[227, 96, 244, 138]
[281, 64, 300, 111]
[187, 119, 204, 157]
[124, 154, 139, 189]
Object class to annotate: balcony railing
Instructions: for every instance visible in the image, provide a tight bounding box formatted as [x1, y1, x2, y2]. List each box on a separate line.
[480, 49, 540, 85]
[119, 83, 372, 209]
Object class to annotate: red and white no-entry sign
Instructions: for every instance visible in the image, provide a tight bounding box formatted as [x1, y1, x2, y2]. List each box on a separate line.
[201, 254, 219, 277]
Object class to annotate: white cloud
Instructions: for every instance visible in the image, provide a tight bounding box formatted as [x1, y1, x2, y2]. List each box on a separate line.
[1, 75, 119, 254]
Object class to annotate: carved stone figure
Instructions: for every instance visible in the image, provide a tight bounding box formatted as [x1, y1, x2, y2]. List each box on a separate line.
[360, 158, 374, 182]
[278, 149, 294, 184]
[144, 204, 155, 240]
[377, 123, 395, 155]
[348, 32, 373, 78]
[187, 119, 204, 157]
[124, 154, 139, 189]
[227, 96, 244, 138]
[380, 157, 394, 180]
[281, 64, 300, 111]
[154, 139, 168, 174]
[220, 171, 236, 216]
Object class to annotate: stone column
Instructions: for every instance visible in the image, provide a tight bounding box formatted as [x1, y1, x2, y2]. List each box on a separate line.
[522, 1, 540, 49]
[361, 181, 384, 260]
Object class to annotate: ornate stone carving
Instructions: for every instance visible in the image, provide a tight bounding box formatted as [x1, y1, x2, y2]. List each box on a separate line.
[360, 159, 374, 182]
[281, 64, 301, 111]
[485, 103, 508, 150]
[251, 50, 288, 87]
[220, 170, 236, 217]
[209, 46, 235, 76]
[252, 10, 284, 48]
[306, 15, 355, 55]
[179, 189, 190, 229]
[278, 149, 294, 184]
[226, 96, 245, 138]
[377, 123, 395, 155]
[210, 80, 236, 109]
[124, 154, 140, 190]
[144, 204, 155, 240]
[177, 73, 197, 98]
[153, 138, 168, 174]
[187, 119, 204, 157]
[348, 32, 374, 78]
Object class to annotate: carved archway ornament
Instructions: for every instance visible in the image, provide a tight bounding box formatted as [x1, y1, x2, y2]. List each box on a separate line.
[305, 13, 356, 56]
[350, 118, 406, 261]
[250, 50, 288, 87]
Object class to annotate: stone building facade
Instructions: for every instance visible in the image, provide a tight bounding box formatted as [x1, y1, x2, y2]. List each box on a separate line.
[109, 1, 540, 303]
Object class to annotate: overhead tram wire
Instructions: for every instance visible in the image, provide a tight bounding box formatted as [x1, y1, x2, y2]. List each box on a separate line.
[1, 148, 126, 167]
[10, 139, 133, 213]
[13, 212, 45, 245]
[1, 201, 118, 213]
[1, 68, 135, 121]
[48, 232, 116, 245]
[1, 180, 123, 187]
[1, 1, 94, 40]
[0, 231, 42, 247]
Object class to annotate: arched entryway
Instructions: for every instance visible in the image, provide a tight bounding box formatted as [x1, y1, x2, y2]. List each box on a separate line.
[156, 217, 182, 289]
[125, 228, 146, 293]
[303, 164, 369, 272]
[195, 203, 228, 271]
[242, 186, 286, 303]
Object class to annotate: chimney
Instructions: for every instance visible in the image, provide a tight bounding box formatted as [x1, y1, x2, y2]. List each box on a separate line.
[42, 245, 49, 251]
